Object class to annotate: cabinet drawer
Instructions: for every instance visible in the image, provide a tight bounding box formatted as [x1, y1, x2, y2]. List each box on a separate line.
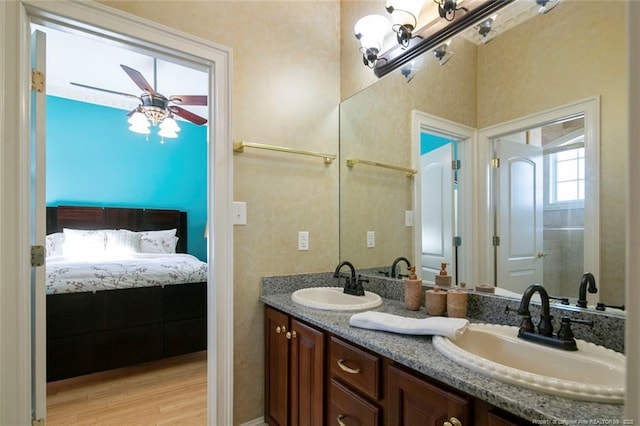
[330, 336, 381, 400]
[329, 379, 379, 426]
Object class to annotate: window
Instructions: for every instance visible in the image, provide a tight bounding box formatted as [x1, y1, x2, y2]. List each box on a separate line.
[548, 147, 585, 204]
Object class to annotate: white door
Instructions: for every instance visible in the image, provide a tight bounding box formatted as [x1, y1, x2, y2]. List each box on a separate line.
[420, 143, 453, 282]
[496, 140, 543, 293]
[30, 29, 47, 422]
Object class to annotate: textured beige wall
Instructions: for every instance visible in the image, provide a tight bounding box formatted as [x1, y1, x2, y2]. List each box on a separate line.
[98, 1, 340, 423]
[477, 1, 627, 304]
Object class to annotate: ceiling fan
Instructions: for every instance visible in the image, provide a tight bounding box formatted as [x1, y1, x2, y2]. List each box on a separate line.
[70, 64, 208, 129]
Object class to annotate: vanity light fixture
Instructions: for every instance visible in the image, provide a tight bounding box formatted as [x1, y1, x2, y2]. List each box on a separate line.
[355, 0, 514, 78]
[354, 14, 390, 68]
[476, 15, 497, 43]
[433, 40, 453, 65]
[385, 0, 427, 47]
[435, 0, 469, 22]
[536, 0, 559, 14]
[400, 60, 419, 82]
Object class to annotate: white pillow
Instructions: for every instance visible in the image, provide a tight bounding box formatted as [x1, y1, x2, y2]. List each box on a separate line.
[105, 230, 141, 256]
[45, 232, 65, 257]
[62, 228, 107, 259]
[138, 229, 178, 254]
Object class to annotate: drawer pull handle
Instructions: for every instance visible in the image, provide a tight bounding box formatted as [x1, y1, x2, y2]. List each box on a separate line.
[275, 325, 286, 334]
[444, 417, 462, 426]
[337, 414, 347, 426]
[286, 331, 297, 339]
[337, 359, 361, 374]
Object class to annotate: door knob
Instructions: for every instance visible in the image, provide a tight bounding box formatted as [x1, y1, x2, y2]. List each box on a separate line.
[275, 325, 286, 334]
[536, 251, 548, 258]
[444, 417, 462, 426]
[286, 331, 297, 339]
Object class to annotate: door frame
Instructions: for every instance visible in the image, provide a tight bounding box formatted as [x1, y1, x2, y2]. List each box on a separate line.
[0, 1, 233, 424]
[411, 110, 476, 286]
[477, 97, 600, 296]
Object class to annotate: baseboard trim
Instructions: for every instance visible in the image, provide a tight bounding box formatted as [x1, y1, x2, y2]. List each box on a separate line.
[240, 417, 266, 426]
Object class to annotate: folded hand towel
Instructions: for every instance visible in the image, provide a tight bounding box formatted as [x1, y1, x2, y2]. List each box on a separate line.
[349, 311, 469, 340]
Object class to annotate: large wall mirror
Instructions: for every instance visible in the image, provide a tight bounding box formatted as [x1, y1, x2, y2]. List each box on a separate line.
[339, 0, 627, 307]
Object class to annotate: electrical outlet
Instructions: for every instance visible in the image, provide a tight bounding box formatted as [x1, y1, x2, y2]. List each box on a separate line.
[298, 231, 309, 251]
[405, 210, 414, 227]
[367, 231, 375, 248]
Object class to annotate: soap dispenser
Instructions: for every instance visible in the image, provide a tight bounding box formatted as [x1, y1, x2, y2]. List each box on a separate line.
[404, 265, 422, 311]
[434, 262, 452, 287]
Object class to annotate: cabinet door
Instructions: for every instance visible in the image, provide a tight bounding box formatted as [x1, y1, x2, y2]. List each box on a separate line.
[265, 307, 290, 426]
[386, 365, 469, 426]
[290, 318, 324, 426]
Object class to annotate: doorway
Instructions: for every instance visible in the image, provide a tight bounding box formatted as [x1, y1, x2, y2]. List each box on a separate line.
[411, 110, 475, 286]
[3, 2, 233, 424]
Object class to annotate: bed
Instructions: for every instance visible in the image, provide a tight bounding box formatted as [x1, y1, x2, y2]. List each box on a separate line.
[45, 205, 208, 382]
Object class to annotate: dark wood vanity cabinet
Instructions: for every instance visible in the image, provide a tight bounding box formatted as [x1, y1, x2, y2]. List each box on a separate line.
[264, 306, 324, 426]
[386, 364, 469, 426]
[264, 306, 532, 426]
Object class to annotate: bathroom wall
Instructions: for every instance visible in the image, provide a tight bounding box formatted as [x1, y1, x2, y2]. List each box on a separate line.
[46, 96, 208, 261]
[98, 1, 340, 423]
[477, 1, 628, 304]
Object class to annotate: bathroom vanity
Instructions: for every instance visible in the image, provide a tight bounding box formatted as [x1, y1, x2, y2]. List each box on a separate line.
[260, 273, 624, 425]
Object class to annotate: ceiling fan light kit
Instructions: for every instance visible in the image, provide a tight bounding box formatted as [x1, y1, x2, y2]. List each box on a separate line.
[71, 63, 208, 142]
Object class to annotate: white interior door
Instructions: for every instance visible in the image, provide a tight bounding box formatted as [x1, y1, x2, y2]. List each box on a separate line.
[30, 29, 47, 422]
[497, 140, 543, 293]
[420, 143, 453, 282]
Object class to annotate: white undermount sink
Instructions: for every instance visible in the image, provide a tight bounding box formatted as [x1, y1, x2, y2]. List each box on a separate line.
[291, 287, 382, 311]
[432, 323, 625, 403]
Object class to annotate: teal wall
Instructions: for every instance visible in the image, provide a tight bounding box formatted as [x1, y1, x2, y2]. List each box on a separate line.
[46, 95, 207, 261]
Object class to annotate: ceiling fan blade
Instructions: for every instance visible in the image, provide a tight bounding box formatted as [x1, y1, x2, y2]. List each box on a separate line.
[120, 64, 157, 95]
[169, 106, 208, 126]
[169, 95, 208, 106]
[70, 82, 140, 99]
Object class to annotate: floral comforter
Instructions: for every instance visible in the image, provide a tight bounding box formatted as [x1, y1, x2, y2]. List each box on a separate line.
[46, 253, 208, 295]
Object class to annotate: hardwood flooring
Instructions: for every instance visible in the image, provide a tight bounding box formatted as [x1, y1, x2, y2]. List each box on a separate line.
[46, 351, 207, 425]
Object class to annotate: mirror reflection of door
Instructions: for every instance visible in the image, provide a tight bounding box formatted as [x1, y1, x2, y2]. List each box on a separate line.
[420, 132, 459, 284]
[492, 115, 586, 296]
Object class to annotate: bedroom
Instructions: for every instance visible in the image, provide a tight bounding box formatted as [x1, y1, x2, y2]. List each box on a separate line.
[40, 22, 210, 402]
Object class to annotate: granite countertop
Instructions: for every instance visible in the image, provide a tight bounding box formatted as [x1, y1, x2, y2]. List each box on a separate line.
[260, 288, 624, 423]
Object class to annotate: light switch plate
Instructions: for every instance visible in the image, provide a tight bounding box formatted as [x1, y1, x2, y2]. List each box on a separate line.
[233, 202, 247, 225]
[405, 210, 414, 227]
[367, 231, 375, 248]
[298, 231, 309, 251]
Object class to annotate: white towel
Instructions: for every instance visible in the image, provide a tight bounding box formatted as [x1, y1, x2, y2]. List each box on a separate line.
[349, 311, 469, 340]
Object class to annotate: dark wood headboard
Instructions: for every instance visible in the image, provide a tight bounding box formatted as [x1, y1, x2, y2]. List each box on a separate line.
[46, 206, 188, 253]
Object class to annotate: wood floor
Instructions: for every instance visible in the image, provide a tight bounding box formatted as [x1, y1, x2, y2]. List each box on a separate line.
[46, 351, 207, 425]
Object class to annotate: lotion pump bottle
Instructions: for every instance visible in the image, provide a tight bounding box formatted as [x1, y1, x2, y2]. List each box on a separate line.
[434, 262, 452, 287]
[404, 265, 422, 311]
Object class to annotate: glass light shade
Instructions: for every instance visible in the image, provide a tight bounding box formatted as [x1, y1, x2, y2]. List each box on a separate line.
[128, 111, 151, 134]
[159, 116, 180, 133]
[158, 127, 179, 139]
[386, 0, 426, 25]
[354, 14, 389, 51]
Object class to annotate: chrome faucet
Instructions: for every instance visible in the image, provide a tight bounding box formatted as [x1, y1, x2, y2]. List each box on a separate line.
[576, 272, 597, 308]
[390, 256, 411, 278]
[510, 284, 594, 351]
[333, 261, 366, 296]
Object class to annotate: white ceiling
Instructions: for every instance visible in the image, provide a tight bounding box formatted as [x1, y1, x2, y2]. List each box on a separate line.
[34, 24, 209, 120]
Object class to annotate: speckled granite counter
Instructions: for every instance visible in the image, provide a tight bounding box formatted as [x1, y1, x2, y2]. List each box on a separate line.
[260, 273, 624, 423]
